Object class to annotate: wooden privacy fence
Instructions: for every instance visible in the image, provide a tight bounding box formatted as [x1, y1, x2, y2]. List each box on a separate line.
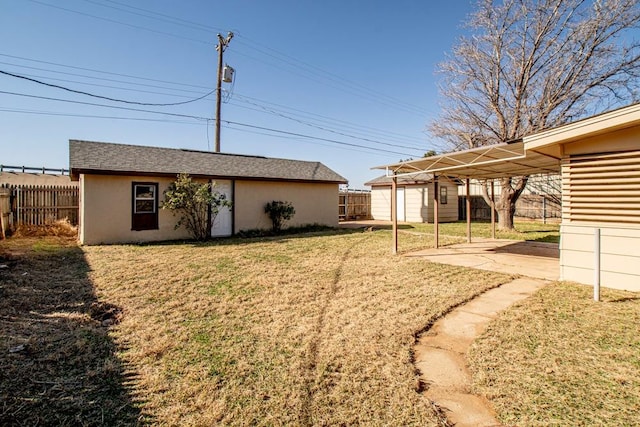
[339, 191, 371, 220]
[2, 185, 79, 227]
[459, 194, 561, 222]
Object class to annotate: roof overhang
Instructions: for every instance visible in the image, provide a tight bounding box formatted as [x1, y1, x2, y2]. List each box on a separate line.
[373, 140, 561, 180]
[524, 103, 640, 158]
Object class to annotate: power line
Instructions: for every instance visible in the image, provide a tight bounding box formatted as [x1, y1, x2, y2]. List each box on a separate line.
[2, 53, 429, 148]
[0, 53, 211, 90]
[0, 59, 208, 94]
[224, 123, 396, 158]
[0, 69, 216, 106]
[231, 93, 430, 143]
[5, 70, 207, 100]
[85, 0, 224, 33]
[229, 96, 426, 152]
[0, 91, 415, 156]
[222, 121, 416, 156]
[25, 0, 210, 46]
[27, 0, 428, 116]
[0, 107, 202, 125]
[0, 90, 211, 120]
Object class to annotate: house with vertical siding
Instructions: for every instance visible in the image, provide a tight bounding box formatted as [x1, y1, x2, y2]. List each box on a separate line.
[376, 102, 640, 292]
[523, 103, 640, 291]
[69, 140, 347, 245]
[365, 173, 459, 222]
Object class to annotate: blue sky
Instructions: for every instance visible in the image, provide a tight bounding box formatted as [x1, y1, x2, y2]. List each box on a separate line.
[1, 0, 474, 188]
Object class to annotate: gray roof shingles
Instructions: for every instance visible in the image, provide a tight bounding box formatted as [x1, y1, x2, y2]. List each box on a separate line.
[365, 172, 461, 186]
[69, 140, 347, 183]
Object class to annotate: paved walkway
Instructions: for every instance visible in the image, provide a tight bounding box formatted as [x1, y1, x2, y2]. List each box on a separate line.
[407, 240, 558, 426]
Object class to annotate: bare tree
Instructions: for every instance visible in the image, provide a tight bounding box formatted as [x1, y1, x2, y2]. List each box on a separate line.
[431, 0, 640, 229]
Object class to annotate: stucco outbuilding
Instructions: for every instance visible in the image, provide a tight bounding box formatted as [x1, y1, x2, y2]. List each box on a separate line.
[365, 173, 459, 223]
[69, 140, 346, 245]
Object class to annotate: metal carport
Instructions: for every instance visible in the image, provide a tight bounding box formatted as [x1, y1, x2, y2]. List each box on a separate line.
[373, 140, 561, 253]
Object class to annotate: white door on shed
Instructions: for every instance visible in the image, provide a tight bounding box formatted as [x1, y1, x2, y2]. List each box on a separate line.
[396, 187, 406, 222]
[211, 180, 232, 237]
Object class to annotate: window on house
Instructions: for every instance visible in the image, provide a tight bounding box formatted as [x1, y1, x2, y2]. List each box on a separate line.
[132, 182, 158, 230]
[440, 186, 448, 205]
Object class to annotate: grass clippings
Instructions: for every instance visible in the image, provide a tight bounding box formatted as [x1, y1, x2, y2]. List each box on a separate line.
[469, 282, 640, 426]
[0, 236, 141, 426]
[81, 229, 512, 425]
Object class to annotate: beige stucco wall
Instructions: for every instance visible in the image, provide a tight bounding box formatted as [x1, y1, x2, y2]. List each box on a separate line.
[371, 186, 391, 220]
[79, 174, 339, 244]
[79, 174, 196, 245]
[559, 125, 640, 292]
[234, 180, 338, 232]
[369, 182, 458, 222]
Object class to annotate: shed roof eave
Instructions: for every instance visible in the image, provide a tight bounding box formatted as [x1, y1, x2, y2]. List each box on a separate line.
[524, 102, 640, 150]
[71, 168, 347, 184]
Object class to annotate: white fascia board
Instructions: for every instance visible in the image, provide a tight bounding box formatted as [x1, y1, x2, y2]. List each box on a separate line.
[524, 103, 640, 150]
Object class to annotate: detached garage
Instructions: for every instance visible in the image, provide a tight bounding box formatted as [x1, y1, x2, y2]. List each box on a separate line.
[69, 140, 347, 245]
[365, 173, 459, 223]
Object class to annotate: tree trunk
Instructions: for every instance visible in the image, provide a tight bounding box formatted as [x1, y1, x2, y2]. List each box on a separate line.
[481, 176, 528, 230]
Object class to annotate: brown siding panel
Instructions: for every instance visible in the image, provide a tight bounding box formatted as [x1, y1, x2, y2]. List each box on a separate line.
[562, 150, 640, 225]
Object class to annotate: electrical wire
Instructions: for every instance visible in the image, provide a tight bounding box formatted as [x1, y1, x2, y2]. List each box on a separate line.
[25, 0, 210, 46]
[222, 121, 415, 156]
[0, 91, 416, 157]
[0, 107, 202, 125]
[231, 93, 429, 144]
[0, 53, 211, 90]
[25, 0, 429, 116]
[5, 70, 207, 100]
[0, 59, 208, 95]
[0, 69, 216, 106]
[0, 90, 211, 120]
[224, 123, 397, 158]
[228, 97, 426, 152]
[3, 55, 430, 152]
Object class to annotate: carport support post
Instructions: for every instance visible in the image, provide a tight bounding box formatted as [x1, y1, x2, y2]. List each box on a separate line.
[465, 178, 471, 243]
[391, 175, 398, 254]
[490, 180, 496, 239]
[434, 175, 439, 249]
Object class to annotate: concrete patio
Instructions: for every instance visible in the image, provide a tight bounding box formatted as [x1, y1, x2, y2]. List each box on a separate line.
[405, 239, 559, 281]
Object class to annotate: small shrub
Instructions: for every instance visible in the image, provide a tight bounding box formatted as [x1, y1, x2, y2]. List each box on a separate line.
[264, 201, 295, 233]
[162, 173, 232, 241]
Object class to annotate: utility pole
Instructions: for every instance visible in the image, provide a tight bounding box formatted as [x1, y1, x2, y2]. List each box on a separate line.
[215, 32, 233, 152]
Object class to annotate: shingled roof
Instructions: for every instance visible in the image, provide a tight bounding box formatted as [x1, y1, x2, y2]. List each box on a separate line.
[69, 140, 347, 183]
[365, 172, 461, 186]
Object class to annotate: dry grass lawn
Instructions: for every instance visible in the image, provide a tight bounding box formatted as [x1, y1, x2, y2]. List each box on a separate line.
[0, 236, 140, 426]
[84, 230, 513, 425]
[405, 220, 560, 243]
[470, 282, 640, 426]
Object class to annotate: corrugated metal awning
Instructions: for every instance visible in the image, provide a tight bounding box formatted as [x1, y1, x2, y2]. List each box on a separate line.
[374, 141, 560, 179]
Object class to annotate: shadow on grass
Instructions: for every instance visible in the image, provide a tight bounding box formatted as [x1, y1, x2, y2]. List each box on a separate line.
[531, 235, 560, 244]
[116, 225, 383, 249]
[0, 238, 145, 426]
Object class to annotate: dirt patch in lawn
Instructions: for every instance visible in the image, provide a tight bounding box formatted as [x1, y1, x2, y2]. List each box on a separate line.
[469, 282, 640, 426]
[0, 237, 142, 426]
[81, 230, 513, 425]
